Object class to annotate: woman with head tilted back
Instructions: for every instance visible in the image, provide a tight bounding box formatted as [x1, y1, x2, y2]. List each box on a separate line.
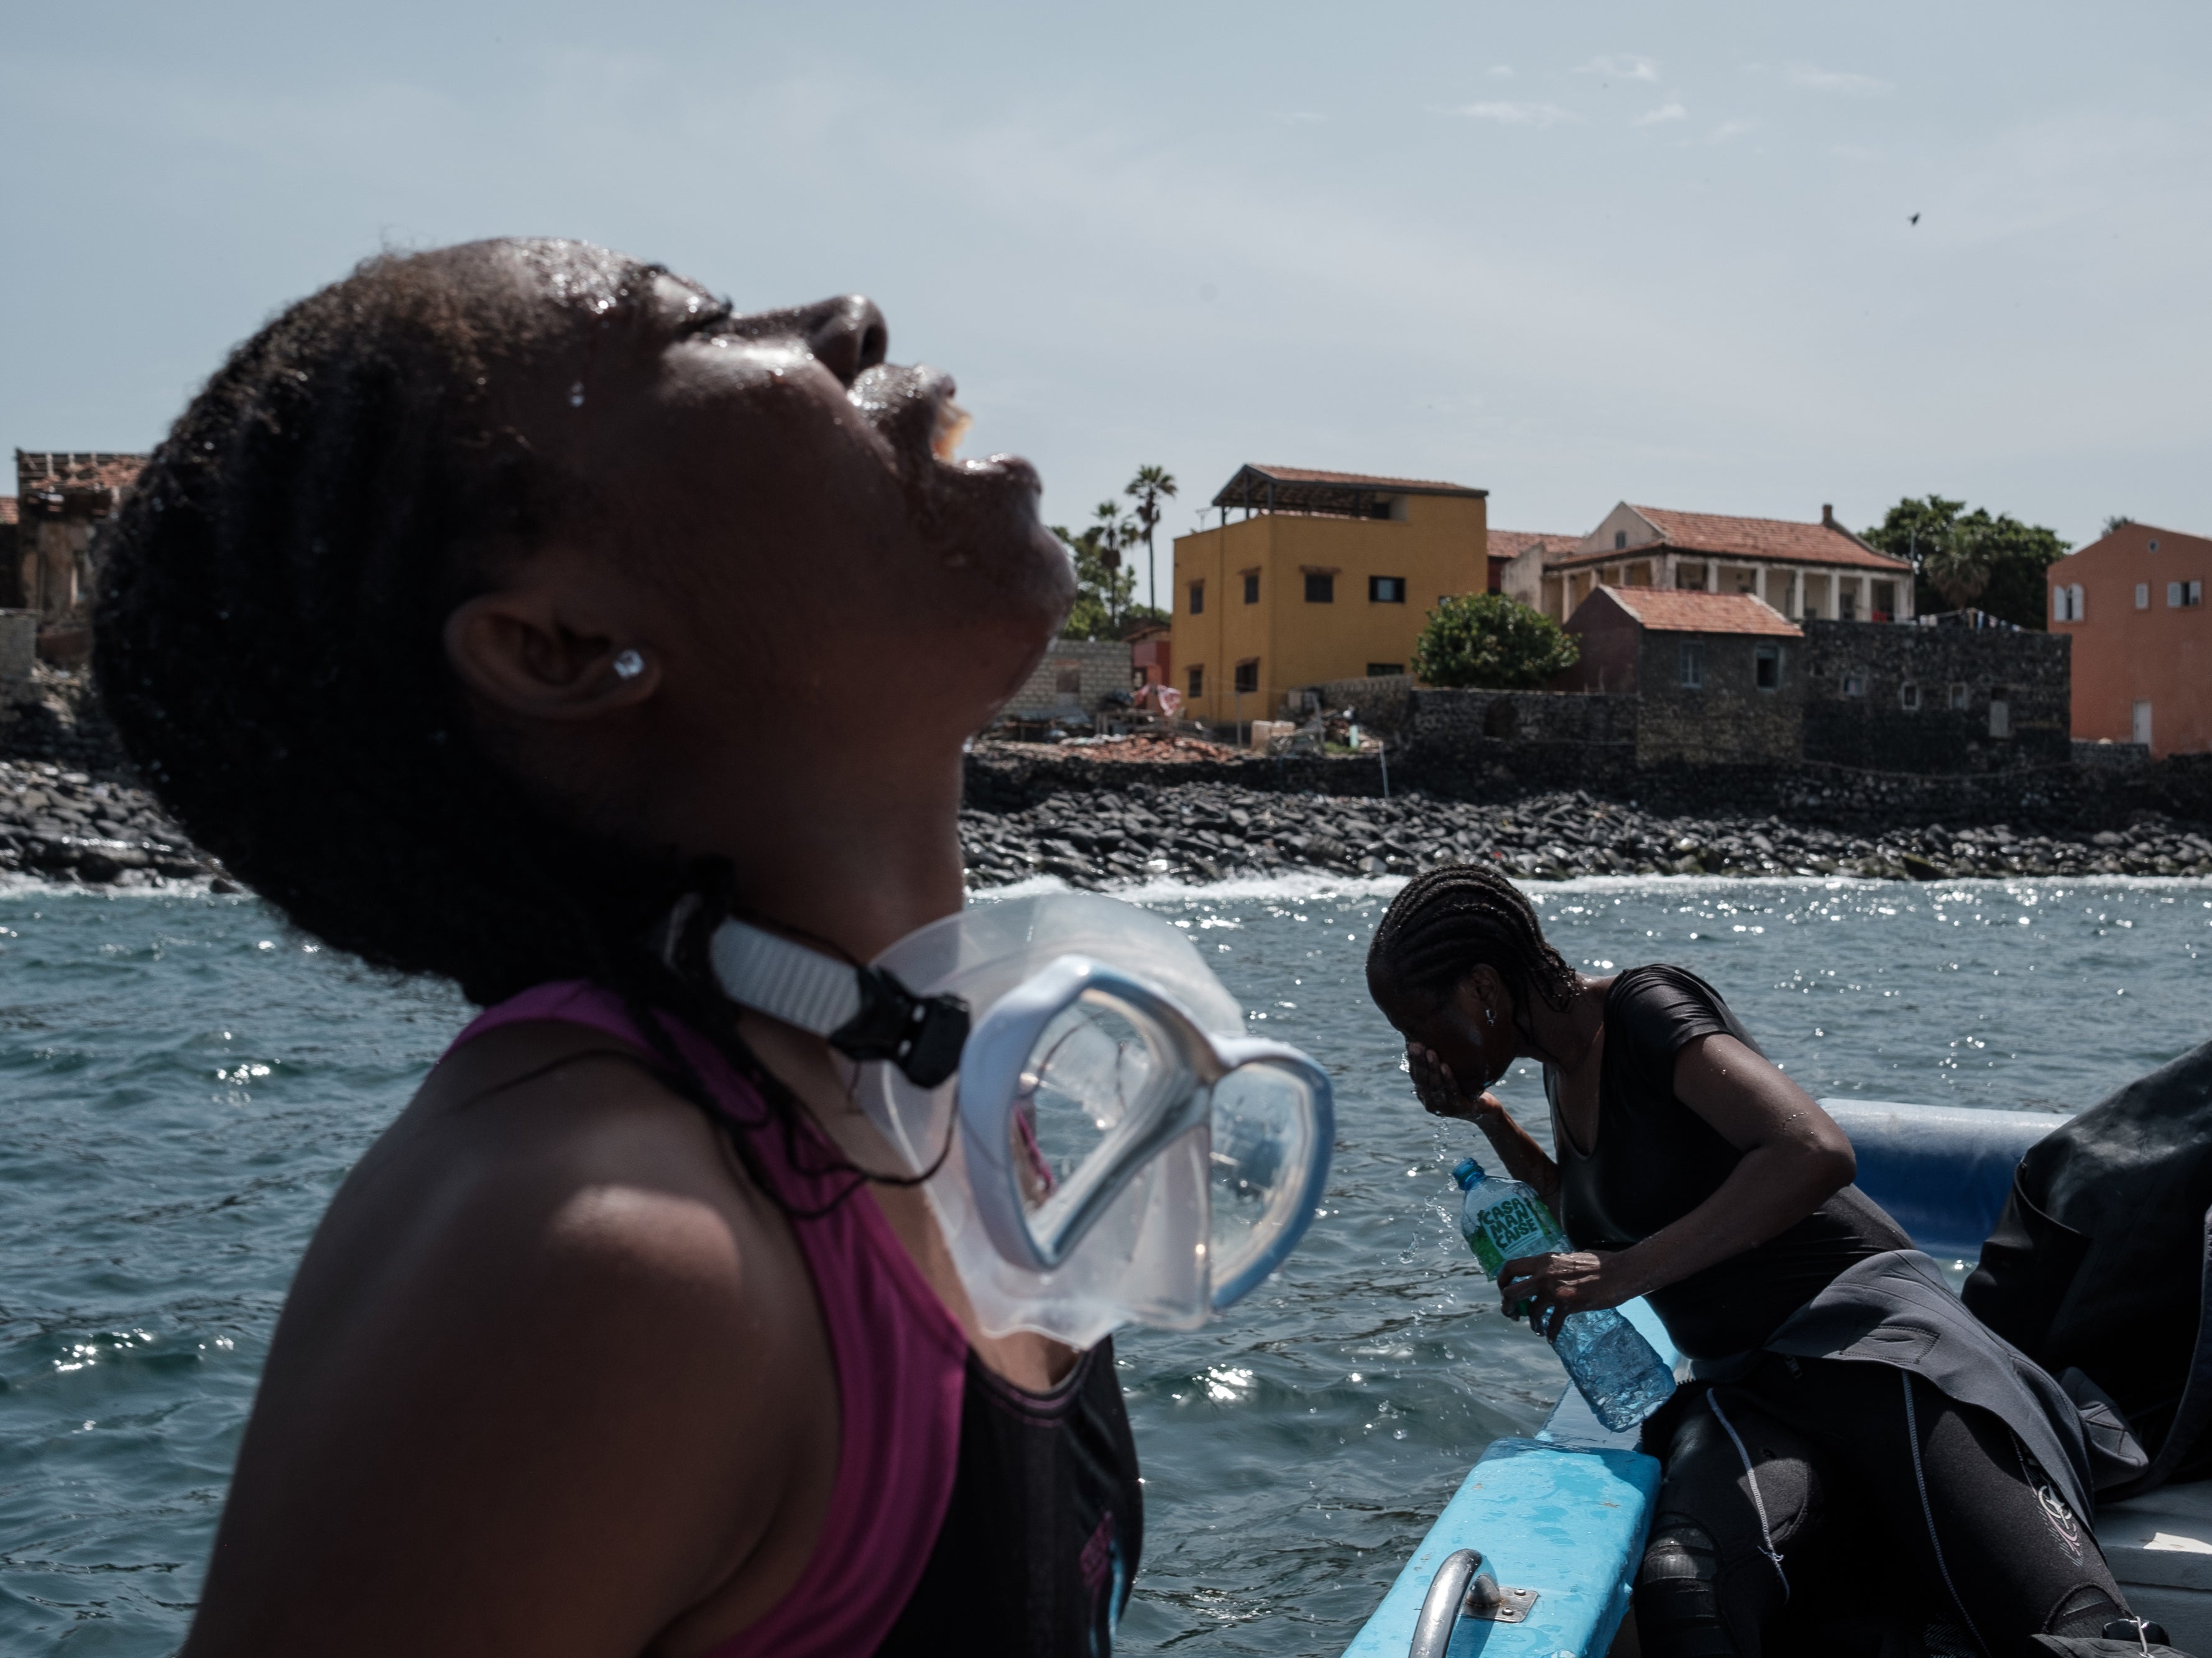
[95, 241, 1138, 1656]
[1364, 867, 2165, 1658]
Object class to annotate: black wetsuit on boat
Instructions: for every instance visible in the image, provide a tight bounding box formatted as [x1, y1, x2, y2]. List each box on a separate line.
[1548, 966, 2134, 1658]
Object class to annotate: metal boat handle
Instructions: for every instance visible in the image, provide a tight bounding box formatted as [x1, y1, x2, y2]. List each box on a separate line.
[1408, 1549, 1541, 1657]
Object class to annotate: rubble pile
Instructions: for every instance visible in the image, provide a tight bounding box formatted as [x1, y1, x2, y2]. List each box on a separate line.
[1015, 734, 1249, 763]
[961, 781, 2212, 889]
[0, 758, 221, 885]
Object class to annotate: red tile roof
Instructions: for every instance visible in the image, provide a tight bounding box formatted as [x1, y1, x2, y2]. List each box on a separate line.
[1488, 529, 1582, 561]
[15, 451, 147, 510]
[1245, 464, 1486, 496]
[1551, 505, 1907, 573]
[1588, 586, 1804, 637]
[0, 497, 15, 528]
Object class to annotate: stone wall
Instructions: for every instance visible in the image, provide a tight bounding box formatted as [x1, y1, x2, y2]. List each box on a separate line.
[1408, 687, 1638, 747]
[1632, 631, 1804, 767]
[961, 735, 2212, 834]
[965, 743, 1388, 809]
[1005, 638, 1135, 716]
[1397, 688, 1639, 794]
[1800, 620, 2070, 773]
[1297, 673, 1415, 734]
[0, 610, 35, 683]
[0, 668, 134, 776]
[2073, 738, 2150, 775]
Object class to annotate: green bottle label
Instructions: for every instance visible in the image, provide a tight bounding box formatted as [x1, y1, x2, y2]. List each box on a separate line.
[1468, 1231, 1506, 1275]
[1482, 1194, 1554, 1262]
[1463, 1188, 1565, 1327]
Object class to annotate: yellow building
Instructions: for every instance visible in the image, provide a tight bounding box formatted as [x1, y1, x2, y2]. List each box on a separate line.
[1169, 464, 1490, 722]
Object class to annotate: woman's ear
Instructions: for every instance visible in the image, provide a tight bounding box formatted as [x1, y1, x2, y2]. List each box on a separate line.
[1452, 967, 1511, 1034]
[443, 589, 661, 721]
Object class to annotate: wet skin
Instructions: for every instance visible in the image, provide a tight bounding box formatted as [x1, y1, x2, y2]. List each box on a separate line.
[183, 240, 1076, 1658]
[1366, 960, 1858, 1338]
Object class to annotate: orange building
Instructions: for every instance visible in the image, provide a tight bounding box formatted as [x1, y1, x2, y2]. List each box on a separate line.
[2047, 521, 2210, 756]
[1171, 465, 1488, 722]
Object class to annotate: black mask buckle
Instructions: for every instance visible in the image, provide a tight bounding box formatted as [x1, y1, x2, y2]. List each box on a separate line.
[829, 966, 970, 1089]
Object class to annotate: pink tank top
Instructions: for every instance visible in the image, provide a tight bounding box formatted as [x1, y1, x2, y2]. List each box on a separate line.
[451, 981, 969, 1657]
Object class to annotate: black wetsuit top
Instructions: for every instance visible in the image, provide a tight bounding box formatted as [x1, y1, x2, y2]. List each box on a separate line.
[878, 1341, 1143, 1657]
[1549, 964, 1911, 1359]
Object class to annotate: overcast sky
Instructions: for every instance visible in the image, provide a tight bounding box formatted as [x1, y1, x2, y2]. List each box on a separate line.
[6, 1, 2206, 606]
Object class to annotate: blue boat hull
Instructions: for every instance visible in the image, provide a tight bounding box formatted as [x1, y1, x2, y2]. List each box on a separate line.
[1339, 1100, 2071, 1657]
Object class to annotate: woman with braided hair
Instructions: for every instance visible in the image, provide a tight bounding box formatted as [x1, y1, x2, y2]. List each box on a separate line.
[96, 239, 1141, 1656]
[1364, 866, 2163, 1658]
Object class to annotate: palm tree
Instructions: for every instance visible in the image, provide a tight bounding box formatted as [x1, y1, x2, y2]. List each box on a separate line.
[1092, 501, 1131, 628]
[1125, 465, 1179, 615]
[1922, 524, 1993, 612]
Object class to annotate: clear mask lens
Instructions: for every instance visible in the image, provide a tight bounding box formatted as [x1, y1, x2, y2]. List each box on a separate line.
[962, 957, 1331, 1313]
[1205, 1059, 1324, 1304]
[862, 893, 1333, 1348]
[1016, 997, 1153, 1200]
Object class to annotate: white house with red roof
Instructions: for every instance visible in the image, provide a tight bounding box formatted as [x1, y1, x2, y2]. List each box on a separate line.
[1490, 529, 1583, 611]
[1528, 502, 1913, 627]
[14, 450, 148, 620]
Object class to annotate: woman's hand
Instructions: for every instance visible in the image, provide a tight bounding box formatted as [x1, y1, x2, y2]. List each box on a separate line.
[1497, 1250, 1636, 1338]
[1408, 1043, 1500, 1124]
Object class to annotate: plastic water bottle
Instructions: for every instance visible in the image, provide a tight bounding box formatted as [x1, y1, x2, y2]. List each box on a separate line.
[1454, 1156, 1675, 1432]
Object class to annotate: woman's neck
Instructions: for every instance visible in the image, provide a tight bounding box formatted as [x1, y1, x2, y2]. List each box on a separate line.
[683, 739, 970, 962]
[1524, 974, 1609, 1073]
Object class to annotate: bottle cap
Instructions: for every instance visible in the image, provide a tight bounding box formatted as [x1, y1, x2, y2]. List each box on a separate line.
[1452, 1156, 1485, 1189]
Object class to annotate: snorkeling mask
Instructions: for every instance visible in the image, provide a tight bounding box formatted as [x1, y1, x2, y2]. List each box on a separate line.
[701, 893, 1334, 1348]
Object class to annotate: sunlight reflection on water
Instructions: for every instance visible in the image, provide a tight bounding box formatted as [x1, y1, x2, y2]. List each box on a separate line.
[0, 875, 2204, 1654]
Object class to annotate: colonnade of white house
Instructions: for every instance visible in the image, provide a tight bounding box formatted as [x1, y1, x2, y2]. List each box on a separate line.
[1540, 555, 1910, 626]
[1510, 502, 1916, 630]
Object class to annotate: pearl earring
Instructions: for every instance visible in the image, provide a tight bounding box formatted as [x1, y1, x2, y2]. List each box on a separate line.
[612, 648, 645, 680]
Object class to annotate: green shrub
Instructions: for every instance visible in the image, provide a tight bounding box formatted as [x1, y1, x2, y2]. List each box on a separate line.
[1412, 592, 1580, 689]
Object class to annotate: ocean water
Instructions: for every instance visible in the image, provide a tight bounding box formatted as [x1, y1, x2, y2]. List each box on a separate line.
[1, 874, 2206, 1655]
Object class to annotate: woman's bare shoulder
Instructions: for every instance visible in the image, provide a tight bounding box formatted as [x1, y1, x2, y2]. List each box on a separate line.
[185, 1020, 839, 1657]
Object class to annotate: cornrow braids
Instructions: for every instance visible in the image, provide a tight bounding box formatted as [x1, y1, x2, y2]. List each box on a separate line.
[93, 241, 864, 1215]
[1366, 864, 1577, 1020]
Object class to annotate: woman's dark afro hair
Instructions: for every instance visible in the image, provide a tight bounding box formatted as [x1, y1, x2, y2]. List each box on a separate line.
[95, 243, 907, 1215]
[1366, 863, 1577, 1017]
[94, 246, 686, 1007]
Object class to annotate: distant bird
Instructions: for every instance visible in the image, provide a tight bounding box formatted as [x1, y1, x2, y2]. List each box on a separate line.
[1909, 213, 1921, 224]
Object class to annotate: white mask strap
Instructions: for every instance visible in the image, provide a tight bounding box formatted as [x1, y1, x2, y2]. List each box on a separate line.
[701, 916, 970, 1089]
[706, 918, 862, 1037]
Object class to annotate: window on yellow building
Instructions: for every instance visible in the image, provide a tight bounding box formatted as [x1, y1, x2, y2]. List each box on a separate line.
[1188, 581, 1205, 615]
[1367, 662, 1404, 676]
[1242, 571, 1260, 604]
[1369, 576, 1406, 603]
[1234, 660, 1259, 694]
[1187, 665, 1204, 698]
[1304, 573, 1334, 603]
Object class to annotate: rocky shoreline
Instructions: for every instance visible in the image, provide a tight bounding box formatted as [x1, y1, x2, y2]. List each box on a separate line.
[3, 760, 2206, 896]
[1, 686, 2205, 893]
[0, 757, 224, 886]
[960, 779, 2212, 888]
